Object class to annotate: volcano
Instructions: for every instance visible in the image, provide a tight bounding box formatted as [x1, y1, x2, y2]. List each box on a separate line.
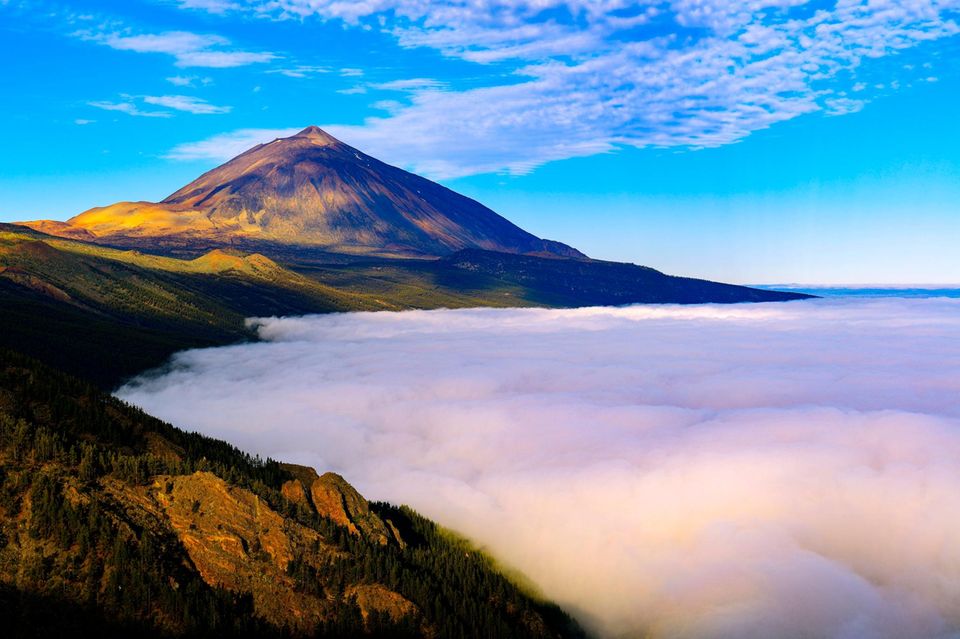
[24, 126, 583, 259]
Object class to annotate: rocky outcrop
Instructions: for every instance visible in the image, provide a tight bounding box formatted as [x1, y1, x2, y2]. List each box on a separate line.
[128, 471, 418, 632]
[280, 464, 405, 547]
[280, 477, 312, 511]
[151, 472, 333, 631]
[310, 472, 393, 544]
[346, 583, 418, 624]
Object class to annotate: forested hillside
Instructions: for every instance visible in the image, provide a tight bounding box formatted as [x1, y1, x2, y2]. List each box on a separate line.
[0, 349, 586, 639]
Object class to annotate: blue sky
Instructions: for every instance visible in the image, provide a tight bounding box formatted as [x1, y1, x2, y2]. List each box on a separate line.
[2, 0, 959, 284]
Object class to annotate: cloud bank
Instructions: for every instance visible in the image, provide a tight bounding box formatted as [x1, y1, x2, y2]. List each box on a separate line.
[118, 299, 960, 638]
[171, 0, 960, 176]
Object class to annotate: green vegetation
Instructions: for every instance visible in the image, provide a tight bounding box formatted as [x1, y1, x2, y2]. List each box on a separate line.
[289, 248, 812, 309]
[0, 224, 808, 389]
[0, 348, 587, 639]
[0, 225, 385, 387]
[294, 257, 544, 310]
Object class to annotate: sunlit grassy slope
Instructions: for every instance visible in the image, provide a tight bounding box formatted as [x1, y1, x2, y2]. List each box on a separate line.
[0, 225, 387, 386]
[0, 224, 808, 388]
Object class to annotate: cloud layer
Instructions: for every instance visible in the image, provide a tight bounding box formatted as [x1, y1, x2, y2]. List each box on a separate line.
[171, 0, 960, 176]
[118, 299, 960, 638]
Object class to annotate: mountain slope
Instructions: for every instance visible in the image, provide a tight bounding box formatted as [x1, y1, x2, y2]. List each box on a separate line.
[0, 224, 810, 389]
[438, 249, 807, 304]
[14, 126, 812, 310]
[0, 224, 388, 387]
[296, 249, 813, 308]
[25, 126, 582, 259]
[0, 348, 587, 639]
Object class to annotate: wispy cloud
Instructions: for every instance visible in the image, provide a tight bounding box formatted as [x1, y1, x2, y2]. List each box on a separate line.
[164, 127, 302, 160]
[166, 75, 212, 87]
[143, 94, 231, 114]
[89, 93, 230, 118]
[85, 29, 276, 68]
[120, 298, 960, 639]
[173, 1, 960, 177]
[266, 64, 330, 78]
[372, 78, 446, 92]
[177, 0, 240, 13]
[88, 99, 171, 118]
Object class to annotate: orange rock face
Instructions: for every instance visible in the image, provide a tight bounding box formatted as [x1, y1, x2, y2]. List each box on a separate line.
[347, 583, 418, 623]
[310, 472, 400, 545]
[281, 478, 312, 511]
[136, 470, 414, 632]
[151, 472, 331, 630]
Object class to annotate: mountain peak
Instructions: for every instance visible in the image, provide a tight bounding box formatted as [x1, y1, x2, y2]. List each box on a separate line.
[49, 125, 585, 259]
[292, 125, 339, 145]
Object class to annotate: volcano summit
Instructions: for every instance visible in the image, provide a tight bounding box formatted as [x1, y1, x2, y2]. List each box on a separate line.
[26, 126, 583, 259]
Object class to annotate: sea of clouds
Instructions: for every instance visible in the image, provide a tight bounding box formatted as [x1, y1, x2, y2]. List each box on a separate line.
[118, 298, 960, 639]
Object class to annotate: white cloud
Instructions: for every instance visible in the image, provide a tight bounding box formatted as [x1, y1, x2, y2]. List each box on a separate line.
[119, 298, 960, 639]
[89, 29, 276, 68]
[171, 0, 960, 177]
[178, 0, 240, 13]
[163, 127, 303, 160]
[823, 97, 866, 115]
[89, 94, 230, 118]
[372, 77, 445, 91]
[74, 118, 95, 125]
[166, 75, 213, 87]
[175, 49, 277, 67]
[266, 64, 331, 78]
[167, 75, 195, 87]
[88, 99, 172, 118]
[143, 94, 231, 114]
